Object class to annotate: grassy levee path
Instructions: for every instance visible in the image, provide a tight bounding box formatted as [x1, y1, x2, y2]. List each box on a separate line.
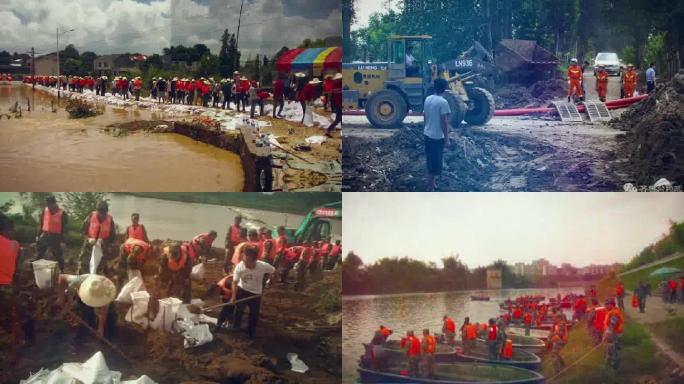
[540, 272, 684, 383]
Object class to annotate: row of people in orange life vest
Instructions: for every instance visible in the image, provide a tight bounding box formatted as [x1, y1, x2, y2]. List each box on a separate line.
[34, 201, 342, 288]
[567, 59, 640, 102]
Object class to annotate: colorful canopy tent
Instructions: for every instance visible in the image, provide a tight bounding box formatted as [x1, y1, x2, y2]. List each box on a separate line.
[276, 47, 342, 75]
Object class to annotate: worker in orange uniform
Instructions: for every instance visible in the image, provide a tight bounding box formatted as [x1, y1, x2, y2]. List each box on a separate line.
[327, 239, 342, 270]
[421, 329, 437, 378]
[592, 302, 607, 346]
[460, 317, 477, 354]
[118, 237, 151, 286]
[595, 64, 609, 102]
[326, 72, 343, 137]
[616, 281, 625, 310]
[604, 298, 624, 370]
[512, 306, 522, 325]
[224, 215, 244, 266]
[442, 315, 457, 345]
[36, 195, 68, 272]
[295, 241, 314, 290]
[567, 58, 584, 102]
[0, 213, 34, 345]
[523, 310, 533, 336]
[77, 201, 116, 275]
[322, 74, 334, 111]
[401, 330, 421, 377]
[188, 230, 217, 263]
[272, 226, 288, 269]
[159, 243, 192, 302]
[486, 318, 499, 359]
[371, 325, 393, 345]
[231, 229, 261, 270]
[124, 213, 149, 242]
[548, 314, 568, 373]
[622, 64, 637, 98]
[213, 274, 234, 330]
[258, 227, 276, 265]
[133, 76, 142, 101]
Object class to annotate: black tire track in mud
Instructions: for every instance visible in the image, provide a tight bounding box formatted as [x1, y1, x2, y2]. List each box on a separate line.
[343, 124, 622, 192]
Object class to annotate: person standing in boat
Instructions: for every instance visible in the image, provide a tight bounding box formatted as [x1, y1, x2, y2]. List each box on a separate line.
[460, 317, 477, 355]
[421, 329, 436, 379]
[442, 315, 456, 345]
[401, 330, 421, 377]
[523, 310, 532, 336]
[486, 318, 498, 360]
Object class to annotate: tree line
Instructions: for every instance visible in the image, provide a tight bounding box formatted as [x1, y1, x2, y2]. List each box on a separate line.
[343, 0, 684, 78]
[622, 220, 684, 271]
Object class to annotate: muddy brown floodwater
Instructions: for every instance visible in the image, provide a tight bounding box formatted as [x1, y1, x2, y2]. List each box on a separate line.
[0, 84, 243, 191]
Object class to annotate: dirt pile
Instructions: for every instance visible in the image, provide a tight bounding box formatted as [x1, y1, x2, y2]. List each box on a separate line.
[494, 78, 567, 109]
[343, 124, 498, 191]
[2, 240, 341, 384]
[610, 71, 684, 185]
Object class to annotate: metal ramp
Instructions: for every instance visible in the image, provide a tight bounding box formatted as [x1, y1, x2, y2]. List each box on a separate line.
[582, 101, 612, 122]
[551, 101, 583, 122]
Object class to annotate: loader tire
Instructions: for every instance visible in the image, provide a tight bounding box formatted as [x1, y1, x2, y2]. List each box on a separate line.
[365, 89, 407, 128]
[443, 91, 467, 129]
[464, 87, 495, 125]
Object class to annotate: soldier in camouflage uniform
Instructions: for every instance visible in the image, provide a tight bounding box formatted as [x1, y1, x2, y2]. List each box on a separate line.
[603, 298, 624, 370]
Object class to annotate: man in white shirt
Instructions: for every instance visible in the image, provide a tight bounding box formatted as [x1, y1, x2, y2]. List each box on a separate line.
[406, 46, 418, 77]
[423, 78, 452, 191]
[231, 245, 275, 339]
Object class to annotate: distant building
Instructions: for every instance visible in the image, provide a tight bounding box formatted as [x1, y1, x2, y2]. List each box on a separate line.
[161, 55, 199, 70]
[578, 263, 623, 276]
[514, 262, 526, 276]
[33, 52, 59, 75]
[93, 54, 139, 76]
[486, 268, 502, 289]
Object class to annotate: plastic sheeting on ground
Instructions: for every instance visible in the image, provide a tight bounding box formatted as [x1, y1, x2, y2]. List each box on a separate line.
[286, 353, 309, 373]
[20, 351, 158, 384]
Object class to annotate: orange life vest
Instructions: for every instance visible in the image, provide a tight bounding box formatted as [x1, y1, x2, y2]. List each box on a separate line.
[624, 70, 637, 86]
[330, 244, 341, 257]
[275, 235, 288, 254]
[0, 235, 20, 285]
[87, 211, 113, 240]
[193, 233, 215, 249]
[407, 336, 421, 356]
[167, 245, 189, 272]
[488, 325, 497, 341]
[524, 313, 532, 325]
[632, 295, 639, 308]
[605, 308, 624, 334]
[502, 339, 513, 359]
[444, 317, 456, 333]
[216, 275, 233, 300]
[596, 71, 608, 84]
[568, 64, 583, 80]
[465, 324, 477, 340]
[229, 224, 241, 244]
[127, 224, 145, 241]
[513, 308, 522, 318]
[423, 334, 436, 354]
[380, 327, 392, 338]
[42, 207, 64, 234]
[594, 307, 607, 331]
[258, 238, 276, 261]
[123, 238, 151, 264]
[301, 245, 314, 263]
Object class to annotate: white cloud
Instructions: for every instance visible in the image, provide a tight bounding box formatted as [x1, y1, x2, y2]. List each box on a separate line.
[1, 0, 340, 58]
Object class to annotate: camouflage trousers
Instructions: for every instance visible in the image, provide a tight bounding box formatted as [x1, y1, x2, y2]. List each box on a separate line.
[551, 341, 566, 373]
[605, 332, 622, 370]
[295, 261, 307, 290]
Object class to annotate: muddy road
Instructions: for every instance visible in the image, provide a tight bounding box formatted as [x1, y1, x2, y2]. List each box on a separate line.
[343, 69, 640, 192]
[1, 241, 341, 384]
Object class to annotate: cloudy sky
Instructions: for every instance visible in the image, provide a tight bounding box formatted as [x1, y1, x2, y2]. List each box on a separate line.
[343, 193, 684, 268]
[0, 0, 340, 58]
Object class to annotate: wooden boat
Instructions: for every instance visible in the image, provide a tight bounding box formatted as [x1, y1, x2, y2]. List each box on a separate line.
[365, 340, 458, 363]
[471, 295, 490, 301]
[477, 334, 546, 354]
[505, 327, 549, 341]
[357, 357, 545, 383]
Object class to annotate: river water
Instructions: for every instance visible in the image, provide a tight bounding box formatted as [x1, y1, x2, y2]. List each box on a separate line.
[0, 83, 243, 191]
[342, 287, 582, 383]
[0, 192, 310, 242]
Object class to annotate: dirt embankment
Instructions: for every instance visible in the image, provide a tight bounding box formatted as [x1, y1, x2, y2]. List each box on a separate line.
[610, 71, 684, 186]
[494, 78, 567, 109]
[0, 240, 341, 384]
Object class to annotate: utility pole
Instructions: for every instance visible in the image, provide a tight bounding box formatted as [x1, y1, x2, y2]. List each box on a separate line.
[31, 47, 35, 89]
[235, 0, 245, 71]
[56, 27, 75, 98]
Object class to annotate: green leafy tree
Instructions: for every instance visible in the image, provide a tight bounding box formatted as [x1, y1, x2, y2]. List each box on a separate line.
[62, 193, 108, 223]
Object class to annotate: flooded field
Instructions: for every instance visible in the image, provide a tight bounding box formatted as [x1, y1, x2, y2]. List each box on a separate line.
[342, 287, 581, 383]
[0, 84, 243, 191]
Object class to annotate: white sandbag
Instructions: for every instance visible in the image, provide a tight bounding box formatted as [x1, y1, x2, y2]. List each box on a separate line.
[61, 351, 122, 384]
[305, 135, 327, 145]
[286, 353, 309, 373]
[121, 375, 158, 384]
[303, 103, 314, 126]
[190, 263, 205, 281]
[115, 276, 143, 304]
[158, 297, 183, 332]
[89, 241, 103, 274]
[183, 323, 213, 349]
[125, 291, 150, 328]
